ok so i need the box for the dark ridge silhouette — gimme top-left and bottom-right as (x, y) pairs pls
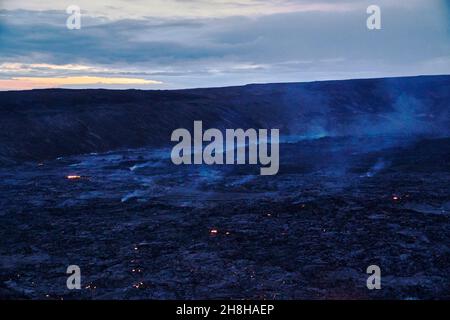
(0, 75), (449, 164)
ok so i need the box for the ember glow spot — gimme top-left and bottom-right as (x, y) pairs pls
(67, 175), (81, 180)
(85, 283), (97, 290)
(133, 282), (145, 289)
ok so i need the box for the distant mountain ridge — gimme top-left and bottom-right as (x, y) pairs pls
(0, 75), (449, 164)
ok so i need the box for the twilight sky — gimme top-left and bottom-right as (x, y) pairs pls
(0, 0), (449, 90)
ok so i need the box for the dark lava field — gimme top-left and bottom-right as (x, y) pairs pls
(0, 136), (449, 299)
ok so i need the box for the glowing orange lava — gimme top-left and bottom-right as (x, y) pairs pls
(67, 175), (81, 180)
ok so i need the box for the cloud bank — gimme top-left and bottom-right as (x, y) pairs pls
(0, 0), (449, 89)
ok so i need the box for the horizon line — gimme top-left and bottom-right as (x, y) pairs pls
(1, 73), (450, 93)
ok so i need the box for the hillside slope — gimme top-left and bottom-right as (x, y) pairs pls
(0, 75), (449, 164)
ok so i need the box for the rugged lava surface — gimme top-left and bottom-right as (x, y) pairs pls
(1, 137), (449, 299)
